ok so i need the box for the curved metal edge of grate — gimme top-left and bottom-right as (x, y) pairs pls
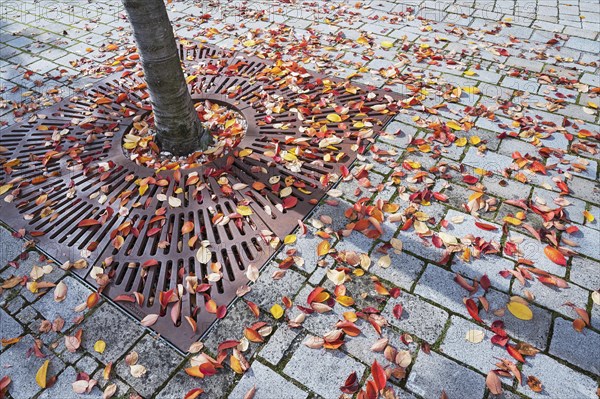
(0, 43), (404, 351)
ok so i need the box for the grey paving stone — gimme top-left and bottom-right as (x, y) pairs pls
(451, 255), (514, 293)
(204, 298), (270, 358)
(229, 360), (309, 399)
(259, 324), (300, 366)
(567, 175), (600, 206)
(481, 290), (553, 350)
(517, 352), (597, 398)
(564, 224), (600, 261)
(0, 335), (66, 399)
(0, 226), (24, 266)
(156, 367), (235, 399)
(461, 147), (515, 175)
(0, 252), (64, 303)
(344, 317), (416, 368)
(333, 230), (375, 257)
(570, 257), (600, 291)
(532, 187), (587, 225)
(505, 230), (566, 277)
(440, 316), (511, 373)
(370, 248), (425, 291)
(75, 354), (100, 374)
(283, 338), (366, 399)
(288, 284), (345, 337)
(278, 231), (321, 274)
(549, 317), (600, 374)
(483, 173), (532, 200)
(442, 209), (503, 243)
(32, 275), (93, 331)
(78, 302), (144, 364)
(383, 294), (449, 343)
(37, 366), (102, 399)
(415, 264), (477, 317)
(0, 308), (23, 349)
(115, 334), (183, 398)
(511, 277), (590, 319)
(323, 271), (383, 311)
(395, 228), (447, 264)
(245, 261), (306, 312)
(406, 350), (486, 399)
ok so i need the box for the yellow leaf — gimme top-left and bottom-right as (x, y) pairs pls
(283, 234), (296, 245)
(270, 304), (284, 319)
(242, 39), (256, 47)
(94, 340), (106, 354)
(36, 360), (50, 388)
(588, 102), (598, 109)
(583, 210), (595, 222)
(469, 136), (481, 145)
(464, 70), (476, 76)
(238, 148), (253, 157)
(447, 121), (463, 131)
(185, 75), (197, 84)
(507, 301), (533, 320)
(236, 206), (253, 216)
(0, 184), (13, 195)
(504, 216), (522, 226)
(462, 86), (481, 95)
(336, 295), (355, 307)
(380, 41), (394, 49)
(455, 137), (467, 147)
(326, 113), (342, 123)
(356, 36), (369, 45)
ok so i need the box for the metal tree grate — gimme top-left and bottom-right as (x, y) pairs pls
(0, 43), (402, 351)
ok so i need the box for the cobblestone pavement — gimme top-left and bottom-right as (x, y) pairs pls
(1, 0), (599, 398)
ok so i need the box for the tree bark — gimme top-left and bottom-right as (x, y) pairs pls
(122, 0), (210, 155)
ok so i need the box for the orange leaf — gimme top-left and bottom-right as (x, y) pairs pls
(543, 245), (566, 266)
(184, 366), (205, 378)
(246, 301), (260, 317)
(573, 318), (586, 332)
(317, 240), (330, 257)
(86, 292), (100, 309)
(244, 328), (263, 343)
(181, 221), (194, 235)
(77, 219), (101, 228)
(507, 344), (525, 363)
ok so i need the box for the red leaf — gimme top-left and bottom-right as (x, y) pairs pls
(217, 340), (240, 352)
(371, 360), (387, 392)
(184, 388), (204, 399)
(216, 305), (227, 319)
(475, 221), (498, 231)
(465, 298), (482, 322)
(283, 196), (298, 209)
(141, 259), (159, 268)
(393, 304), (403, 319)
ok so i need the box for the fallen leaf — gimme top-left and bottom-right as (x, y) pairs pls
(543, 246), (566, 266)
(94, 340), (106, 354)
(466, 329), (485, 343)
(270, 304), (284, 319)
(36, 360), (50, 388)
(486, 371), (502, 395)
(506, 301), (533, 320)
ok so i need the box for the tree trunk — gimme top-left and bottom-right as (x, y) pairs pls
(122, 0), (210, 155)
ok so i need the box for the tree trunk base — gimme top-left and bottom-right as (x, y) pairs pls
(156, 121), (212, 156)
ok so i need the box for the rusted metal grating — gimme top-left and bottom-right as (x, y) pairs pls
(0, 43), (402, 351)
